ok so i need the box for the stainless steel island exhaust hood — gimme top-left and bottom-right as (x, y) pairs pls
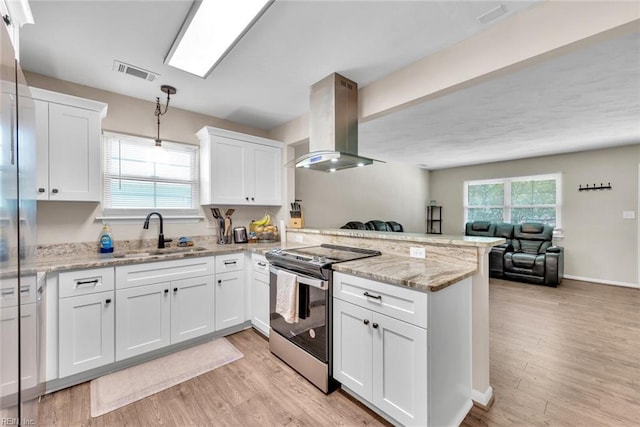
(295, 73), (379, 172)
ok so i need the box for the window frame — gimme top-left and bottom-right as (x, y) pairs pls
(464, 173), (563, 236)
(101, 131), (202, 221)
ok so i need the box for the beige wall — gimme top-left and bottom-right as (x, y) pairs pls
(294, 143), (429, 232)
(429, 145), (640, 286)
(26, 72), (282, 245)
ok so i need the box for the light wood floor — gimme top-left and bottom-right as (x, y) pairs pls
(38, 278), (639, 426)
(463, 278), (640, 427)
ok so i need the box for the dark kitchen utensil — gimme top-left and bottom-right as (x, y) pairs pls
(224, 216), (232, 244)
(225, 208), (235, 217)
(211, 208), (225, 244)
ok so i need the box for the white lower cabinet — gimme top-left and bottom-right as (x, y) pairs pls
(115, 282), (171, 361)
(333, 272), (472, 427)
(171, 276), (215, 344)
(215, 271), (245, 331)
(0, 303), (38, 396)
(115, 257), (215, 361)
(250, 254), (270, 336)
(333, 298), (427, 426)
(58, 268), (115, 378)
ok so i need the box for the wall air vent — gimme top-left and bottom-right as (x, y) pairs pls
(112, 60), (159, 82)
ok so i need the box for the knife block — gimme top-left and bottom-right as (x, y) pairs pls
(289, 212), (304, 229)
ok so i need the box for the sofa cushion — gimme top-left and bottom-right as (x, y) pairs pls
(385, 221), (404, 232)
(471, 221), (492, 231)
(465, 221), (497, 237)
(504, 253), (545, 276)
(495, 223), (514, 239)
(365, 220), (391, 231)
(340, 221), (366, 230)
(521, 222), (544, 234)
(513, 239), (552, 254)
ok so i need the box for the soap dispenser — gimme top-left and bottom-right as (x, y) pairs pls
(99, 224), (114, 254)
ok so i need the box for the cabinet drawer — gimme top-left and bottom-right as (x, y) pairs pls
(116, 257), (214, 289)
(251, 253), (269, 274)
(215, 253), (245, 273)
(0, 275), (37, 307)
(333, 272), (428, 329)
(59, 267), (114, 299)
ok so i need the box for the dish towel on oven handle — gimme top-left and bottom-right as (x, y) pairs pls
(276, 269), (299, 323)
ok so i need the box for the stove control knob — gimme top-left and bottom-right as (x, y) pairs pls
(312, 256), (319, 262)
(318, 256), (326, 263)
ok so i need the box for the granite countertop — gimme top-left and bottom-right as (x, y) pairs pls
(289, 228), (505, 248)
(25, 237), (477, 293)
(333, 254), (476, 292)
(33, 242), (281, 273)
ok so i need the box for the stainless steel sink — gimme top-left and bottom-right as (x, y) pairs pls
(112, 246), (209, 259)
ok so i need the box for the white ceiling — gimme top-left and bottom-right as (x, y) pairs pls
(20, 1), (640, 170)
(360, 31), (640, 169)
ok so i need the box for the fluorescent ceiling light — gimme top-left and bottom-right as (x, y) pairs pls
(166, 0), (272, 78)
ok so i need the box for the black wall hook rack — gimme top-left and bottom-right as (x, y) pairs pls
(578, 183), (612, 191)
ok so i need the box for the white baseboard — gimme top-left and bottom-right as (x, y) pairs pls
(471, 385), (493, 407)
(563, 275), (639, 289)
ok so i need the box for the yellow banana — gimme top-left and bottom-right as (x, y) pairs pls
(252, 214), (271, 227)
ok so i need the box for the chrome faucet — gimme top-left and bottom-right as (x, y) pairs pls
(143, 211), (172, 249)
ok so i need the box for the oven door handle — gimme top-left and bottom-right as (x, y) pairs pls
(269, 266), (328, 290)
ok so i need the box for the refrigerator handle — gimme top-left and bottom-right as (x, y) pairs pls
(10, 94), (15, 165)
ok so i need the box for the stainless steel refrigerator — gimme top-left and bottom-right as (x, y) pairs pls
(0, 18), (41, 426)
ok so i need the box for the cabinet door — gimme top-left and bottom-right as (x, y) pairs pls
(0, 306), (18, 397)
(372, 312), (428, 427)
(48, 103), (100, 201)
(251, 270), (270, 336)
(333, 298), (373, 401)
(210, 136), (247, 204)
(215, 271), (245, 331)
(247, 143), (281, 206)
(171, 275), (215, 344)
(34, 99), (49, 200)
(116, 282), (170, 361)
(59, 291), (114, 377)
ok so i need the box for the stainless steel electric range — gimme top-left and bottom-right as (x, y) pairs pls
(265, 244), (381, 393)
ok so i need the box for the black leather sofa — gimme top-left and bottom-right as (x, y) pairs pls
(340, 220), (404, 232)
(466, 221), (563, 287)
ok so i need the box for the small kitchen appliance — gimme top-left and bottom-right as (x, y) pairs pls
(265, 244), (381, 393)
(233, 226), (248, 243)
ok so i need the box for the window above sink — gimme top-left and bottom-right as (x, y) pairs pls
(100, 132), (204, 223)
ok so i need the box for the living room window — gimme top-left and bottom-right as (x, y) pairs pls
(464, 173), (562, 231)
(102, 132), (200, 218)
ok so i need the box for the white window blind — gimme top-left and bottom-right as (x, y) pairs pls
(103, 132), (199, 216)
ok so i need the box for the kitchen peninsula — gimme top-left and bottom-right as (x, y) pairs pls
(285, 228), (505, 409)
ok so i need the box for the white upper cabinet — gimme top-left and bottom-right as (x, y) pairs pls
(32, 88), (107, 202)
(197, 126), (282, 206)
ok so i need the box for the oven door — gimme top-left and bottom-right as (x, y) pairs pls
(269, 265), (329, 362)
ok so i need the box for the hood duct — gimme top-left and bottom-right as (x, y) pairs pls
(295, 73), (379, 172)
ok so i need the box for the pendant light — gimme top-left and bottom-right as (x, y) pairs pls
(154, 84), (177, 146)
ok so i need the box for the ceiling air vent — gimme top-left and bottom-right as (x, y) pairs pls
(112, 60), (159, 82)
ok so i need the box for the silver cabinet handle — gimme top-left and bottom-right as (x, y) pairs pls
(1, 288), (15, 296)
(52, 188), (59, 194)
(224, 260), (237, 265)
(257, 262), (266, 267)
(38, 188), (45, 193)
